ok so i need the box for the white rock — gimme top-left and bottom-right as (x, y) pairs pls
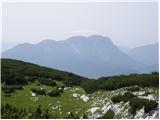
(133, 91), (145, 96)
(88, 107), (102, 119)
(134, 107), (145, 119)
(139, 91), (145, 96)
(133, 92), (139, 96)
(64, 87), (68, 91)
(102, 104), (112, 114)
(55, 106), (58, 109)
(121, 108), (130, 118)
(89, 107), (101, 114)
(139, 94), (156, 101)
(73, 93), (80, 98)
(80, 94), (89, 102)
(31, 92), (36, 97)
(67, 112), (71, 114)
(112, 104), (124, 114)
(152, 110), (159, 119)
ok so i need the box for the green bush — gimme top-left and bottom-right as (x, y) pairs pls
(65, 112), (79, 119)
(126, 86), (140, 92)
(2, 71), (27, 85)
(2, 85), (23, 94)
(31, 88), (46, 95)
(37, 78), (56, 86)
(111, 92), (136, 103)
(32, 105), (50, 119)
(48, 88), (63, 97)
(48, 90), (60, 97)
(99, 110), (115, 119)
(2, 86), (14, 94)
(25, 76), (37, 83)
(129, 97), (158, 114)
(151, 72), (159, 75)
(1, 104), (27, 119)
(1, 104), (53, 119)
(80, 80), (99, 94)
(81, 73), (158, 94)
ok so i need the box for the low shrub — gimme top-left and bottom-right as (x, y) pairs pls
(126, 86), (140, 92)
(1, 103), (27, 119)
(99, 110), (115, 119)
(111, 92), (136, 103)
(25, 76), (37, 83)
(48, 90), (60, 97)
(2, 85), (23, 94)
(37, 78), (56, 86)
(1, 103), (53, 119)
(2, 86), (14, 94)
(31, 88), (46, 95)
(65, 112), (79, 119)
(129, 97), (158, 114)
(48, 87), (63, 97)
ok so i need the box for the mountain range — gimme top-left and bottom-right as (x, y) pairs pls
(2, 35), (158, 78)
(127, 43), (158, 66)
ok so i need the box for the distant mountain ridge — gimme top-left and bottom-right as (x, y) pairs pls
(2, 35), (158, 78)
(127, 43), (158, 65)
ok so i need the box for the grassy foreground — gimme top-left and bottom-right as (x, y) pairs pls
(1, 58), (159, 119)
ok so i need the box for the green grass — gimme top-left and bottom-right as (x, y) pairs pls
(1, 83), (93, 118)
(2, 83), (159, 119)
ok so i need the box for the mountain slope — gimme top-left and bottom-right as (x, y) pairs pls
(127, 43), (158, 71)
(1, 58), (87, 86)
(2, 35), (155, 78)
(118, 46), (131, 53)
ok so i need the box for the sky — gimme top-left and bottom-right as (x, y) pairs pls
(2, 1), (158, 48)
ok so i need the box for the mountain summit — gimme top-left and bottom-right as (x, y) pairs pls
(2, 35), (157, 78)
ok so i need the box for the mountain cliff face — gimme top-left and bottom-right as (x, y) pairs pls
(2, 35), (158, 78)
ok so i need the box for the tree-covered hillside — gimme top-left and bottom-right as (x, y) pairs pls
(1, 58), (87, 86)
(1, 59), (158, 92)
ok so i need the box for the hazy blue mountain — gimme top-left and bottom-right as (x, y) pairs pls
(127, 43), (158, 68)
(1, 42), (18, 52)
(118, 46), (132, 53)
(2, 35), (157, 78)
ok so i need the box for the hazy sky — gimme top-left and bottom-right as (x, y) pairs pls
(2, 1), (158, 48)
